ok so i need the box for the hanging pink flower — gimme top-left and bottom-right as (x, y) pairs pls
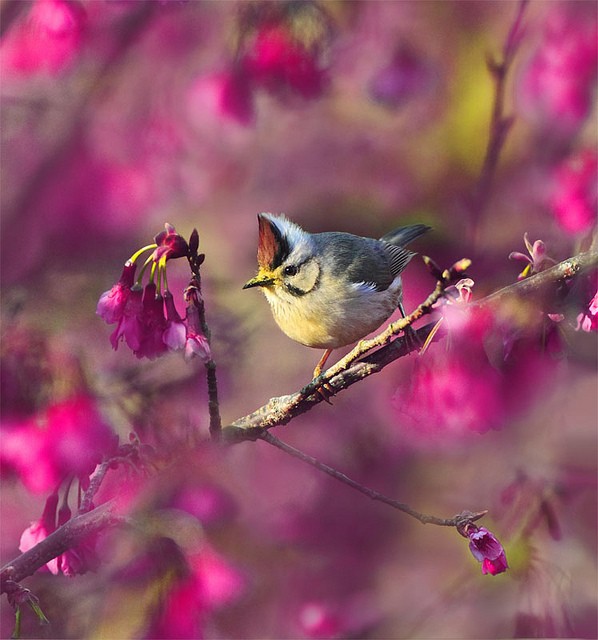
(461, 524), (509, 576)
(109, 286), (144, 353)
(96, 262), (137, 325)
(134, 284), (168, 360)
(183, 305), (211, 363)
(162, 291), (187, 351)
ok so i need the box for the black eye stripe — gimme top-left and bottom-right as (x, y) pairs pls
(285, 283), (308, 297)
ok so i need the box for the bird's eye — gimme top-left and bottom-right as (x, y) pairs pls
(283, 265), (298, 277)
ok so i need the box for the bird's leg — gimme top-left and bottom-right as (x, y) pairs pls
(313, 348), (333, 380)
(398, 301), (421, 352)
(312, 348), (334, 403)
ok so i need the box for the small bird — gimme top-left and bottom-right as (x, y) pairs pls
(244, 213), (430, 377)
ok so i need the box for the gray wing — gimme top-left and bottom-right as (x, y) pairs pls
(318, 232), (412, 292)
(380, 242), (415, 280)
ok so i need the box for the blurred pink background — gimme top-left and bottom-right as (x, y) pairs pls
(1, 1), (596, 638)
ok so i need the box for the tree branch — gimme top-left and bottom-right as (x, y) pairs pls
(223, 249), (596, 443)
(477, 249), (597, 307)
(1, 501), (120, 592)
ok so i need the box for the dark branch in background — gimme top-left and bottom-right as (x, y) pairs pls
(468, 0), (529, 247)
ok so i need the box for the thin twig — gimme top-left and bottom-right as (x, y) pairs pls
(260, 431), (487, 527)
(78, 460), (111, 514)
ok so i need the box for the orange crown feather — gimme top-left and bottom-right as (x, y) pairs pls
(257, 214), (290, 270)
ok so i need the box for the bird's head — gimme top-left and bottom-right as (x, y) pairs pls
(243, 213), (320, 299)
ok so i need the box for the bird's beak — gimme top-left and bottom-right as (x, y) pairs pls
(243, 272), (276, 289)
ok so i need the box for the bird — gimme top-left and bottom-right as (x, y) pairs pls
(243, 213), (430, 378)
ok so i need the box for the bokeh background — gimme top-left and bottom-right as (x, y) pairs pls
(1, 1), (597, 638)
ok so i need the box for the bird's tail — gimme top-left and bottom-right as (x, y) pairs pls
(380, 224), (431, 247)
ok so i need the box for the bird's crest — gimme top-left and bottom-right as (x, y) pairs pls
(257, 213), (291, 270)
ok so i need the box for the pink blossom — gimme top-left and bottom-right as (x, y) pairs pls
(0, 0), (86, 77)
(394, 356), (505, 441)
(135, 284), (168, 360)
(550, 150), (597, 236)
(463, 525), (508, 576)
(444, 278), (475, 306)
(162, 291), (187, 351)
(184, 329), (211, 363)
(518, 7), (597, 134)
(97, 262), (137, 324)
(110, 286), (144, 352)
(152, 224), (189, 264)
(194, 547), (245, 609)
(58, 540), (99, 577)
(144, 542), (244, 639)
(19, 493), (59, 574)
(576, 290), (598, 332)
(172, 484), (237, 527)
(393, 304), (508, 442)
(509, 233), (556, 280)
(43, 396), (116, 479)
(1, 396), (116, 493)
(183, 305), (211, 363)
(454, 278), (474, 304)
(187, 68), (256, 127)
(299, 602), (343, 639)
(244, 24), (327, 100)
(18, 492), (97, 576)
(100, 226), (208, 360)
(109, 283), (169, 359)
